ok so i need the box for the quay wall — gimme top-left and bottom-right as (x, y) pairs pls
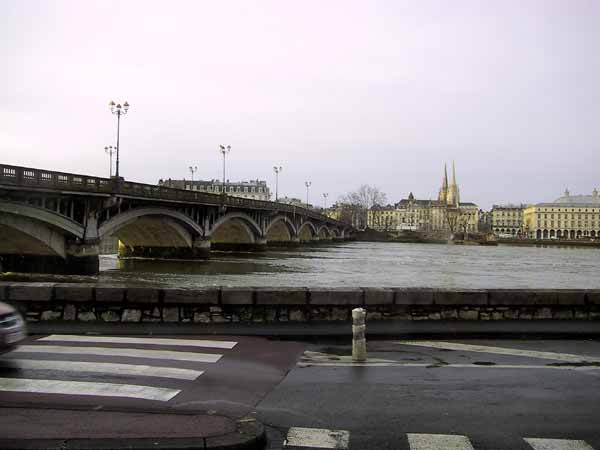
(2, 284), (600, 324)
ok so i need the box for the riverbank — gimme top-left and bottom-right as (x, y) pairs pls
(498, 238), (600, 248)
(3, 284), (599, 328)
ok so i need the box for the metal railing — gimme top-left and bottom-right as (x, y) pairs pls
(0, 164), (348, 227)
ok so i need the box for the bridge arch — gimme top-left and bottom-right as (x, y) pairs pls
(0, 201), (84, 239)
(98, 208), (204, 248)
(317, 225), (332, 239)
(0, 213), (67, 258)
(298, 221), (317, 241)
(265, 216), (297, 242)
(208, 212), (263, 244)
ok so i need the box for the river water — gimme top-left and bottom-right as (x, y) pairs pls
(98, 242), (600, 289)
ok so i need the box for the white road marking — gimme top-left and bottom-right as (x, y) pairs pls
(0, 378), (180, 401)
(5, 359), (203, 380)
(297, 362), (600, 370)
(14, 345), (222, 363)
(40, 335), (237, 349)
(396, 341), (600, 363)
(407, 433), (475, 450)
(284, 427), (350, 449)
(525, 437), (595, 450)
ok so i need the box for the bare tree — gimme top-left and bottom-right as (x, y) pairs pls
(338, 185), (387, 230)
(339, 184), (387, 210)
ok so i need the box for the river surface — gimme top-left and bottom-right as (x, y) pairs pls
(98, 242), (600, 289)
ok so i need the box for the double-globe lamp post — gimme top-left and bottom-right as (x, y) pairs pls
(108, 100), (130, 179)
(189, 166), (198, 186)
(273, 166), (283, 201)
(219, 145), (231, 195)
(104, 145), (116, 177)
(305, 181), (312, 207)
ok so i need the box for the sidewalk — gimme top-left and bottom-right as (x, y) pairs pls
(29, 319), (600, 339)
(0, 407), (265, 450)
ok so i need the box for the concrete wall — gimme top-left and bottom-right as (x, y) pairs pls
(2, 284), (599, 324)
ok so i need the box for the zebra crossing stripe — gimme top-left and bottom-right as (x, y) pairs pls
(407, 433), (475, 450)
(40, 335), (237, 349)
(14, 345), (222, 363)
(284, 427), (350, 449)
(525, 438), (595, 450)
(0, 378), (180, 401)
(4, 359), (204, 380)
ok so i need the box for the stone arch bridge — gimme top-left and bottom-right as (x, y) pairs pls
(0, 164), (353, 275)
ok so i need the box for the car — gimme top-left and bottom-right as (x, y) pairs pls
(0, 302), (27, 354)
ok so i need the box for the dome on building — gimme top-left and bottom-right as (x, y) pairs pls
(553, 189), (600, 205)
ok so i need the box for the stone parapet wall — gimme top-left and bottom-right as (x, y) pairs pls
(1, 283), (600, 324)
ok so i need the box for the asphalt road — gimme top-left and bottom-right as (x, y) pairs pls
(2, 335), (600, 449)
(257, 339), (600, 450)
(0, 334), (303, 417)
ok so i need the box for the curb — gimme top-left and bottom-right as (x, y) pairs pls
(0, 416), (265, 450)
(28, 319), (600, 338)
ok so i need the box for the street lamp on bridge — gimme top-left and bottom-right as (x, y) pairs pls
(219, 145), (231, 195)
(104, 146), (116, 177)
(189, 166), (198, 188)
(273, 166), (283, 201)
(108, 100), (130, 179)
(323, 192), (329, 209)
(305, 181), (312, 207)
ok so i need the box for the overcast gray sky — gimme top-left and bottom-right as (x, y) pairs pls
(2, 0), (599, 209)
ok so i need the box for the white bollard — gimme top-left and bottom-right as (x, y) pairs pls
(352, 308), (367, 362)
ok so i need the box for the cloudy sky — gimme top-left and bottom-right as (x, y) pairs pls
(1, 0), (598, 209)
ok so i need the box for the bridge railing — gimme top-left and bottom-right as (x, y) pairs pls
(1, 164), (113, 193)
(0, 164), (349, 227)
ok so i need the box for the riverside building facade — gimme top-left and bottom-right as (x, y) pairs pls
(367, 163), (479, 233)
(491, 204), (526, 237)
(158, 178), (271, 201)
(523, 189), (600, 240)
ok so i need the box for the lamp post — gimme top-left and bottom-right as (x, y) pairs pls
(108, 100), (130, 179)
(219, 145), (231, 195)
(305, 181), (312, 207)
(189, 166), (198, 189)
(273, 166), (283, 201)
(104, 145), (116, 177)
(323, 192), (329, 209)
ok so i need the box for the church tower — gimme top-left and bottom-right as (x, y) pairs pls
(446, 161), (460, 207)
(438, 164), (449, 203)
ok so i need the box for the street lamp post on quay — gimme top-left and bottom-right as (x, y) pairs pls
(189, 166), (198, 188)
(273, 166), (283, 201)
(108, 100), (130, 179)
(219, 145), (231, 195)
(305, 181), (312, 207)
(104, 146), (116, 177)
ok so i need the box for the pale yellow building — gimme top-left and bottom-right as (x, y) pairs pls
(491, 204), (526, 237)
(367, 205), (398, 231)
(523, 189), (600, 240)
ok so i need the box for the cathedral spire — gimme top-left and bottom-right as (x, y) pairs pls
(443, 163), (448, 189)
(452, 160), (456, 186)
